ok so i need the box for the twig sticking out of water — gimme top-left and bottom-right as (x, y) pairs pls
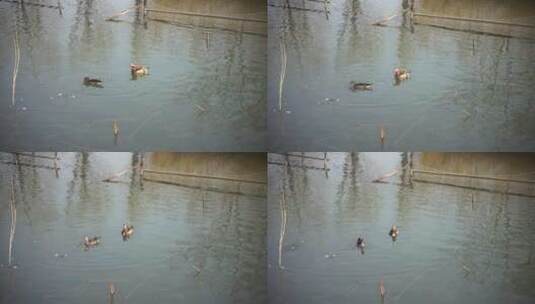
(12, 30), (21, 107)
(108, 282), (117, 304)
(113, 120), (119, 137)
(8, 177), (17, 266)
(379, 278), (385, 301)
(278, 39), (287, 112)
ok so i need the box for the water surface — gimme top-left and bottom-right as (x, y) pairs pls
(0, 152), (266, 303)
(268, 152), (535, 303)
(267, 0), (535, 151)
(0, 0), (266, 151)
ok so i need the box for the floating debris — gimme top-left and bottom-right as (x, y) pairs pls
(106, 5), (140, 21)
(372, 169), (398, 183)
(322, 97), (340, 104)
(324, 252), (336, 259)
(194, 104), (207, 113)
(372, 14), (398, 26)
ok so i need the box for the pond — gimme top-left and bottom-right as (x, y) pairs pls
(0, 0), (266, 151)
(268, 152), (535, 304)
(267, 0), (535, 151)
(0, 152), (266, 303)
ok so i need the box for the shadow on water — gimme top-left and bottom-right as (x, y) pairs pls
(268, 152), (535, 304)
(0, 152), (266, 304)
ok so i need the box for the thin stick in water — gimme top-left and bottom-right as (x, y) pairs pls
(278, 178), (287, 269)
(278, 39), (287, 112)
(8, 177), (17, 266)
(106, 5), (140, 21)
(373, 14), (398, 26)
(12, 30), (20, 107)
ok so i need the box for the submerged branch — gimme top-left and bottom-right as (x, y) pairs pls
(12, 30), (20, 107)
(106, 5), (140, 21)
(278, 173), (287, 269)
(372, 14), (398, 26)
(8, 176), (17, 266)
(278, 39), (287, 112)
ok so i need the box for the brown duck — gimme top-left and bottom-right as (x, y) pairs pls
(83, 77), (103, 88)
(121, 224), (134, 239)
(130, 64), (149, 77)
(84, 236), (100, 247)
(350, 81), (373, 91)
(389, 225), (399, 239)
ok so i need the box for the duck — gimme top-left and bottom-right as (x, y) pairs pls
(130, 64), (149, 77)
(389, 225), (399, 238)
(356, 237), (366, 248)
(83, 77), (103, 88)
(121, 224), (134, 239)
(84, 236), (100, 247)
(350, 81), (373, 91)
(393, 68), (410, 81)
